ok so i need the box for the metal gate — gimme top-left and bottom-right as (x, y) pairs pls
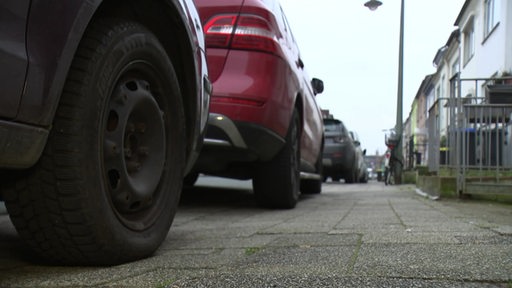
(428, 74), (512, 196)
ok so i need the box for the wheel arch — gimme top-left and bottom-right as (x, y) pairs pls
(86, 0), (204, 163)
(293, 92), (305, 136)
(21, 0), (203, 167)
(18, 0), (103, 126)
(101, 0), (205, 166)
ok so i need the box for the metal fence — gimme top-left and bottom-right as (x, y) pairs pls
(427, 74), (512, 195)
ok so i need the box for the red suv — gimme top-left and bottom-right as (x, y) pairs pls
(191, 0), (325, 208)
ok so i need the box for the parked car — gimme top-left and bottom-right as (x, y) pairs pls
(350, 131), (368, 183)
(322, 118), (358, 183)
(189, 0), (325, 209)
(359, 161), (369, 183)
(0, 0), (210, 265)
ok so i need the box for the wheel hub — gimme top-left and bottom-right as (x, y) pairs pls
(104, 79), (166, 214)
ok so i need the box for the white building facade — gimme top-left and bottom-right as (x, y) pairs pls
(418, 0), (512, 196)
(456, 0), (512, 94)
(416, 0), (512, 173)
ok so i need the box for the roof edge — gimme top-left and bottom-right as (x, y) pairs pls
(454, 0), (472, 25)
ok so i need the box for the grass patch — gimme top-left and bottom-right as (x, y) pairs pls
(415, 166), (430, 176)
(439, 177), (458, 198)
(244, 247), (261, 256)
(403, 171), (417, 184)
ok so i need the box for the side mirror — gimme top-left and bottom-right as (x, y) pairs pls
(311, 78), (324, 95)
(363, 149), (367, 156)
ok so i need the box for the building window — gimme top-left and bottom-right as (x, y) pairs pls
(484, 0), (499, 38)
(463, 20), (475, 65)
(441, 75), (445, 99)
(451, 58), (459, 77)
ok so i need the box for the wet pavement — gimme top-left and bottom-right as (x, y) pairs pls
(0, 177), (511, 287)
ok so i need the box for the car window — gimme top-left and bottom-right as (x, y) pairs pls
(350, 131), (360, 142)
(323, 119), (340, 131)
(339, 123), (350, 136)
(323, 119), (351, 137)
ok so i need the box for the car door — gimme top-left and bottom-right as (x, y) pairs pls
(0, 1), (30, 119)
(278, 6), (322, 168)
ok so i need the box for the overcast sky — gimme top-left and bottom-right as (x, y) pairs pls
(279, 0), (465, 155)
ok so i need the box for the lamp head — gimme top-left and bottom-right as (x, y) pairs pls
(364, 0), (383, 11)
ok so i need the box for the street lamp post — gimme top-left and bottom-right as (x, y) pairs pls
(365, 0), (404, 184)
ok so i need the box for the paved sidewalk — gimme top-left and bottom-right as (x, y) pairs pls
(0, 180), (511, 287)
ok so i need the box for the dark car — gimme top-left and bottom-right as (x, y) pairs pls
(0, 0), (210, 265)
(188, 0), (325, 209)
(350, 131), (368, 183)
(322, 118), (359, 183)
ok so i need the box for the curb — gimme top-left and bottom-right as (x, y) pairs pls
(415, 188), (440, 200)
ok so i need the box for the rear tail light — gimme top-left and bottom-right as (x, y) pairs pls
(203, 15), (238, 47)
(333, 152), (343, 158)
(204, 14), (280, 55)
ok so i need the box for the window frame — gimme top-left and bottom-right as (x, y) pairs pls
(484, 0), (499, 39)
(462, 18), (475, 66)
(451, 58), (459, 78)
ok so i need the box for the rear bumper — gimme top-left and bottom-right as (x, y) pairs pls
(192, 113), (285, 175)
(322, 144), (355, 175)
(207, 49), (296, 139)
(322, 157), (352, 173)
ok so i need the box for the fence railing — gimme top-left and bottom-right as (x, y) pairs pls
(426, 74), (512, 195)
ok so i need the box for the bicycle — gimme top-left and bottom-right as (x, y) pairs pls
(383, 129), (401, 186)
(384, 150), (393, 185)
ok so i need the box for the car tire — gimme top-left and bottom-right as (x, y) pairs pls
(346, 159), (359, 184)
(360, 173), (367, 183)
(353, 170), (360, 183)
(3, 19), (185, 265)
(360, 173), (368, 183)
(253, 109), (300, 209)
(354, 168), (361, 184)
(301, 144), (323, 194)
(183, 172), (200, 187)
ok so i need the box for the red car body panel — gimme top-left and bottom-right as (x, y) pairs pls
(192, 0), (323, 178)
(209, 49), (294, 137)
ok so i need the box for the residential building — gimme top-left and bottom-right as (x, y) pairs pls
(427, 30), (460, 169)
(415, 0), (512, 195)
(411, 0), (511, 172)
(412, 75), (433, 167)
(403, 114), (412, 168)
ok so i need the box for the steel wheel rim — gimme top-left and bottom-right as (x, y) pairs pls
(103, 64), (168, 230)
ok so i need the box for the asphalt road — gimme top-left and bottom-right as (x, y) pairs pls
(1, 177), (511, 287)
